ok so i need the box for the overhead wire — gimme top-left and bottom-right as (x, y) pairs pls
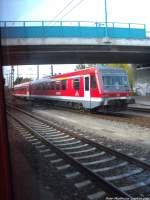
(59, 0), (85, 20)
(51, 0), (76, 21)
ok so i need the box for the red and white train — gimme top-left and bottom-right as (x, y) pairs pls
(13, 66), (134, 112)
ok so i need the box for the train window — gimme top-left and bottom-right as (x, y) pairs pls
(85, 77), (89, 91)
(47, 83), (50, 90)
(32, 84), (37, 90)
(42, 82), (46, 90)
(44, 82), (49, 90)
(34, 84), (38, 90)
(91, 76), (97, 88)
(36, 84), (39, 90)
(46, 82), (50, 90)
(42, 83), (44, 89)
(38, 84), (41, 90)
(73, 78), (80, 90)
(38, 83), (43, 90)
(56, 82), (60, 90)
(36, 84), (38, 90)
(102, 75), (128, 86)
(31, 84), (34, 90)
(50, 81), (55, 90)
(62, 80), (66, 90)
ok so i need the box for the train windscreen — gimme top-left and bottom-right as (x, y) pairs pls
(101, 74), (130, 92)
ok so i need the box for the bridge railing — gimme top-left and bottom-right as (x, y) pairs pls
(0, 20), (146, 28)
(147, 31), (150, 38)
(0, 21), (147, 39)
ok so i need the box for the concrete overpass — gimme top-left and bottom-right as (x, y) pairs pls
(1, 21), (150, 65)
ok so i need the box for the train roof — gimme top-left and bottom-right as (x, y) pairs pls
(51, 65), (127, 78)
(14, 65), (127, 87)
(96, 65), (127, 74)
(14, 82), (30, 88)
(51, 67), (96, 78)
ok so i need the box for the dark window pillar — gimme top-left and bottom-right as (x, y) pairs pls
(0, 62), (13, 200)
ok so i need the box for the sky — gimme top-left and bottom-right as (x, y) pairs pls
(1, 0), (150, 26)
(4, 64), (77, 86)
(1, 0), (150, 82)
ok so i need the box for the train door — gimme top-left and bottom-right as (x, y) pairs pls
(84, 75), (91, 109)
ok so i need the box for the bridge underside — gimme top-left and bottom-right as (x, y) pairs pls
(2, 44), (150, 65)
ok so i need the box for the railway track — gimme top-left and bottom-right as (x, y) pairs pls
(12, 98), (150, 126)
(7, 106), (150, 199)
(33, 102), (150, 128)
(128, 106), (150, 113)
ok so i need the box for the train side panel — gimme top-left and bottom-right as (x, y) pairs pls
(13, 67), (134, 111)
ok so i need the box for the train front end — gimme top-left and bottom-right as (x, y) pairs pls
(97, 66), (135, 112)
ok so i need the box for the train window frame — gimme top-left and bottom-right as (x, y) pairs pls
(38, 83), (43, 90)
(62, 80), (66, 90)
(43, 82), (47, 90)
(102, 75), (128, 86)
(85, 77), (89, 91)
(33, 84), (38, 90)
(91, 76), (97, 89)
(33, 84), (37, 90)
(50, 81), (55, 90)
(73, 78), (80, 90)
(47, 82), (51, 90)
(56, 81), (60, 91)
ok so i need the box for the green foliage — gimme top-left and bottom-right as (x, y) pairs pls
(14, 77), (23, 85)
(21, 77), (33, 83)
(104, 64), (133, 88)
(74, 64), (86, 71)
(74, 64), (97, 71)
(14, 77), (32, 85)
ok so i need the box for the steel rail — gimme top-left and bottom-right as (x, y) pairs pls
(8, 111), (131, 198)
(9, 105), (150, 171)
(128, 106), (150, 113)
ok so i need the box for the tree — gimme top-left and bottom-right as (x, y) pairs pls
(74, 64), (97, 71)
(14, 77), (32, 85)
(21, 78), (33, 83)
(14, 77), (23, 85)
(74, 64), (86, 71)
